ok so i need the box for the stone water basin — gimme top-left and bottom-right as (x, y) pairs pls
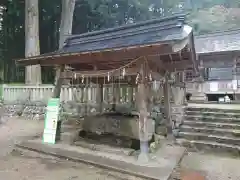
(82, 112), (154, 141)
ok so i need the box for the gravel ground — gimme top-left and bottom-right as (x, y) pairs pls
(180, 152), (240, 180)
(0, 118), (143, 180)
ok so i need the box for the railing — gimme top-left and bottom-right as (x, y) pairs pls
(2, 84), (72, 102)
(3, 81), (240, 103)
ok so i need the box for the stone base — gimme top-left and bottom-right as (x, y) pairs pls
(171, 105), (185, 128)
(138, 152), (149, 163)
(138, 141), (149, 163)
(190, 93), (207, 103)
(17, 139), (186, 180)
(60, 131), (80, 145)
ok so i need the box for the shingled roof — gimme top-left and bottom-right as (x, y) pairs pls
(195, 29), (240, 54)
(58, 14), (190, 55)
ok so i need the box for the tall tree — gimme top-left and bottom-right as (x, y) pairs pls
(53, 0), (76, 98)
(25, 0), (41, 84)
(59, 0), (75, 49)
(0, 0), (25, 83)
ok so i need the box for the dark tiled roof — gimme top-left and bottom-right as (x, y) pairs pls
(195, 29), (240, 54)
(56, 14), (191, 55)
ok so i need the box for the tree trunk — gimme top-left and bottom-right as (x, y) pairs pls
(53, 0), (76, 98)
(25, 0), (41, 84)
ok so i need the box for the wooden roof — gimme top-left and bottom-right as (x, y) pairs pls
(16, 14), (198, 73)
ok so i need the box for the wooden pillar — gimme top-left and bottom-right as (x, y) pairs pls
(105, 86), (109, 104)
(163, 74), (172, 136)
(53, 65), (64, 98)
(129, 86), (134, 105)
(112, 84), (117, 111)
(97, 83), (104, 113)
(137, 63), (150, 162)
(81, 84), (84, 103)
(116, 85), (120, 104)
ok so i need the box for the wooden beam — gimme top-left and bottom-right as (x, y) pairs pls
(61, 67), (139, 78)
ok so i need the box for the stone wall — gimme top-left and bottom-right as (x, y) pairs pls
(2, 101), (46, 120)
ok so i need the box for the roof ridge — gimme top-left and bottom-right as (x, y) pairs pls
(67, 13), (186, 41)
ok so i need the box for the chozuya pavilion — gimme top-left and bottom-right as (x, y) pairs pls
(17, 14), (198, 162)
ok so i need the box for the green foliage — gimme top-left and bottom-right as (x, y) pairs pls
(72, 0), (158, 33)
(188, 1), (240, 34)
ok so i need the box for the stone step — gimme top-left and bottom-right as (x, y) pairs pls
(74, 138), (135, 156)
(178, 132), (240, 146)
(186, 107), (240, 113)
(186, 111), (240, 118)
(180, 125), (240, 138)
(176, 138), (240, 156)
(185, 115), (240, 123)
(183, 120), (240, 129)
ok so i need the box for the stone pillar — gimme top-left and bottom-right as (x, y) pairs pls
(190, 58), (207, 102)
(171, 85), (185, 134)
(190, 82), (207, 102)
